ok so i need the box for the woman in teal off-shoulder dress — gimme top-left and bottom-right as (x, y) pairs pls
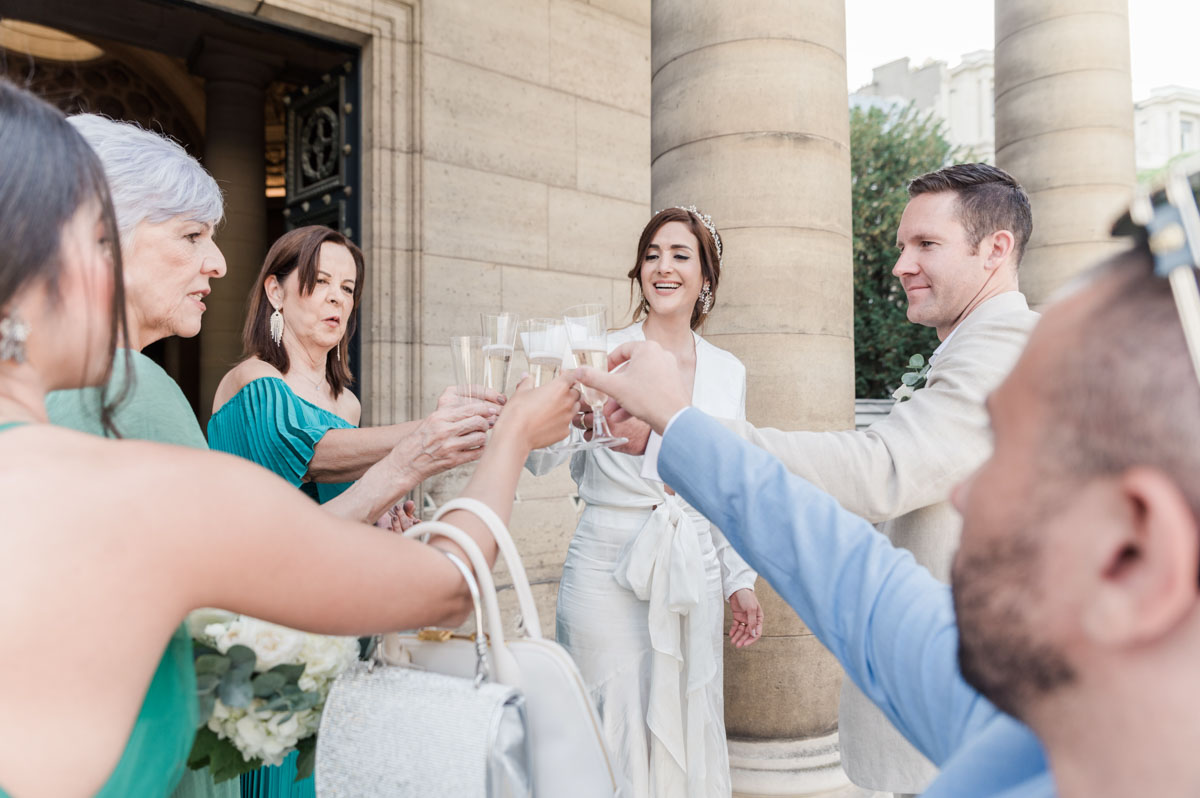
(0, 78), (582, 798)
(208, 226), (506, 797)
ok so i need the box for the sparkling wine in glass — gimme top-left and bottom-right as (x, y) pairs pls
(518, 318), (567, 388)
(562, 303), (627, 449)
(481, 312), (519, 394)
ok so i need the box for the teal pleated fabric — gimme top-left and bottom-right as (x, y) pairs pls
(207, 376), (356, 798)
(206, 377), (354, 504)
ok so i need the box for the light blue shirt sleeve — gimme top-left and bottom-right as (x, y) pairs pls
(657, 408), (999, 766)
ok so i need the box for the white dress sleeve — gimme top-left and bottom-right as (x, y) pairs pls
(710, 362), (758, 598)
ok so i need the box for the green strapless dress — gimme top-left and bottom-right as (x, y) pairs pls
(46, 350), (235, 798)
(1, 421), (196, 797)
(0, 612), (196, 798)
(207, 377), (356, 798)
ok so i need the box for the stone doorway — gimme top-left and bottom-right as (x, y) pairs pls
(0, 2), (359, 420)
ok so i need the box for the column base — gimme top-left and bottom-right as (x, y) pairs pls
(730, 733), (881, 797)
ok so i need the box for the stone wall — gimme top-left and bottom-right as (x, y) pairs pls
(199, 0), (652, 634)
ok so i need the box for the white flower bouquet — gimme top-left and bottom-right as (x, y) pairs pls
(184, 609), (360, 783)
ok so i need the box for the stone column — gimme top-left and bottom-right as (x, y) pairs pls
(651, 1), (855, 794)
(192, 38), (281, 420)
(994, 0), (1136, 307)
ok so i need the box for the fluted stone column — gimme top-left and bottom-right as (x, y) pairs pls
(995, 0), (1136, 307)
(192, 38), (280, 420)
(651, 2), (854, 794)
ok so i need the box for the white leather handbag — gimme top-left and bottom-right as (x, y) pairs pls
(317, 523), (532, 797)
(379, 498), (619, 798)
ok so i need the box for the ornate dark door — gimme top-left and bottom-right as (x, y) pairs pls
(283, 60), (363, 392)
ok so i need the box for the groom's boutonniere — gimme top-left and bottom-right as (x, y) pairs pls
(892, 353), (931, 402)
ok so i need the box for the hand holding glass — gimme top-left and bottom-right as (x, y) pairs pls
(563, 304), (626, 449)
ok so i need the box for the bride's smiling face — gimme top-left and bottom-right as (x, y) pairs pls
(640, 221), (703, 321)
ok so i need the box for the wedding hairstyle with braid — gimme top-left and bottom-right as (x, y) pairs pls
(0, 78), (131, 434)
(628, 206), (723, 331)
(908, 162), (1034, 265)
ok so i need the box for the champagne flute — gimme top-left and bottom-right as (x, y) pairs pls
(517, 318), (567, 387)
(449, 335), (487, 400)
(481, 312), (519, 395)
(519, 318), (577, 453)
(562, 303), (627, 449)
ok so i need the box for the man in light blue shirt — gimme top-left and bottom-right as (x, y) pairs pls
(576, 243), (1200, 798)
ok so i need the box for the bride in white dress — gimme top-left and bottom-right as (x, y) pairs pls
(528, 207), (764, 797)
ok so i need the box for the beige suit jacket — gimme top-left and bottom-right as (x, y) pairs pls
(720, 290), (1039, 793)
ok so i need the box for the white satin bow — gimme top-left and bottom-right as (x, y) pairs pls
(613, 494), (715, 796)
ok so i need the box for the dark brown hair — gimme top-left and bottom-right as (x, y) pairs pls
(908, 162), (1034, 265)
(627, 207), (722, 331)
(0, 78), (131, 435)
(242, 226), (365, 398)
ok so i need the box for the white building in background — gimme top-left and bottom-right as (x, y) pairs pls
(854, 51), (1200, 175)
(1135, 86), (1200, 173)
(852, 50), (996, 162)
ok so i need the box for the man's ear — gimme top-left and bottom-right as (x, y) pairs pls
(1082, 467), (1199, 647)
(983, 230), (1016, 271)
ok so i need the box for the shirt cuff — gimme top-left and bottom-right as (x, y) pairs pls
(639, 406), (690, 483)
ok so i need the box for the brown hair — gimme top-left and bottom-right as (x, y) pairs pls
(242, 226), (365, 398)
(908, 162), (1034, 265)
(627, 207), (722, 331)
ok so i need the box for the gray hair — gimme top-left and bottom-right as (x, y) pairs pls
(67, 114), (224, 242)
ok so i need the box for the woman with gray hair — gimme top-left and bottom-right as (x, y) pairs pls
(42, 116), (501, 796)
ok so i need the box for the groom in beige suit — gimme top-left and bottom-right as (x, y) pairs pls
(721, 163), (1041, 796)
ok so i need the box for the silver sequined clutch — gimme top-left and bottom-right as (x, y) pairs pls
(316, 526), (533, 798)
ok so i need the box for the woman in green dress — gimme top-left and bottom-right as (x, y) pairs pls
(0, 77), (582, 798)
(42, 112), (231, 798)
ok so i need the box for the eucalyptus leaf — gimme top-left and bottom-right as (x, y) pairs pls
(269, 663), (306, 682)
(226, 645), (256, 667)
(195, 655), (230, 677)
(219, 675), (253, 709)
(193, 643), (220, 659)
(196, 673), (221, 693)
(908, 353), (925, 368)
(901, 372), (920, 386)
(252, 672), (287, 697)
(196, 692), (216, 726)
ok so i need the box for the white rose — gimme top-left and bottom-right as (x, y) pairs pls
(298, 635), (358, 688)
(225, 618), (307, 671)
(187, 608), (237, 643)
(892, 384), (915, 402)
(234, 715), (268, 755)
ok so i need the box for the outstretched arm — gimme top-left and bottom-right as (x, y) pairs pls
(577, 341), (997, 763)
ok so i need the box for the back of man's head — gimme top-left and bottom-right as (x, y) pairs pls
(909, 163), (1033, 266)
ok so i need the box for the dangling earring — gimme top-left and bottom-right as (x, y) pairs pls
(0, 314), (30, 363)
(699, 282), (713, 315)
(269, 306), (283, 346)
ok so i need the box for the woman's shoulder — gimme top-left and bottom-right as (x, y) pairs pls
(333, 387), (361, 426)
(211, 359), (285, 416)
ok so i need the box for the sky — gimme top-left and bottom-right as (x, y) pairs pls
(845, 0), (1200, 100)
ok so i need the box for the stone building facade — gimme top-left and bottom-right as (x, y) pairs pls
(0, 0), (1135, 795)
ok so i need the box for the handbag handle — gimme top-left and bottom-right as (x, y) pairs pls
(437, 549), (490, 686)
(402, 520), (521, 686)
(431, 497), (543, 639)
